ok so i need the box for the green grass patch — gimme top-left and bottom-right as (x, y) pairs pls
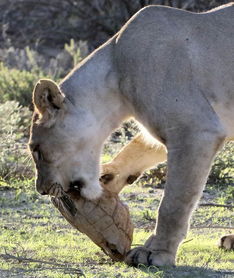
(0, 179), (233, 277)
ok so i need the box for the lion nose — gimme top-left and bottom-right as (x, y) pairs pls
(69, 178), (85, 192)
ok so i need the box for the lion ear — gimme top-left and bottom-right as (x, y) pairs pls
(33, 79), (64, 116)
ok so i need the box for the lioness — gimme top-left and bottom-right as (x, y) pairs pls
(29, 3), (234, 266)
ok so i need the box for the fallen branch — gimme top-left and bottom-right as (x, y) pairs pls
(182, 238), (194, 244)
(191, 226), (234, 230)
(215, 271), (234, 276)
(0, 253), (85, 276)
(199, 203), (234, 209)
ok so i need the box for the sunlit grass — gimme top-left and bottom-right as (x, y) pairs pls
(0, 179), (233, 277)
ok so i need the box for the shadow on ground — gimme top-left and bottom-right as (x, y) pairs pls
(138, 264), (234, 278)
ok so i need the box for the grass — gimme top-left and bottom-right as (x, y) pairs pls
(0, 178), (233, 278)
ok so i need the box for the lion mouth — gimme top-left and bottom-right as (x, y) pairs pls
(45, 179), (85, 199)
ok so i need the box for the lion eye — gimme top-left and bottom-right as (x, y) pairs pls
(34, 150), (43, 161)
(33, 145), (43, 161)
(37, 150), (43, 160)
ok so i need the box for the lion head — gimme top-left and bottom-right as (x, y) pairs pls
(28, 79), (103, 200)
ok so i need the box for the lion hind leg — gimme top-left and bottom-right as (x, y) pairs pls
(100, 132), (167, 193)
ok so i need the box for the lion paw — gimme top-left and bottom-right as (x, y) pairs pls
(100, 163), (119, 183)
(125, 247), (175, 267)
(100, 163), (141, 193)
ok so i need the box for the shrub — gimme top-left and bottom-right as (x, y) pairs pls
(0, 42), (87, 108)
(0, 63), (44, 107)
(208, 142), (234, 187)
(0, 45), (83, 80)
(65, 39), (88, 68)
(0, 101), (33, 180)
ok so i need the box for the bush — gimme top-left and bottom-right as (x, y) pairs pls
(208, 142), (234, 187)
(0, 63), (44, 107)
(0, 42), (87, 108)
(0, 44), (86, 80)
(0, 101), (33, 180)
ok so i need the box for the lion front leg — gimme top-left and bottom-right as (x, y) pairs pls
(100, 133), (167, 193)
(126, 126), (226, 266)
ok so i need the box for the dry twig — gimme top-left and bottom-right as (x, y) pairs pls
(199, 203), (234, 209)
(0, 252), (85, 276)
(191, 226), (234, 230)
